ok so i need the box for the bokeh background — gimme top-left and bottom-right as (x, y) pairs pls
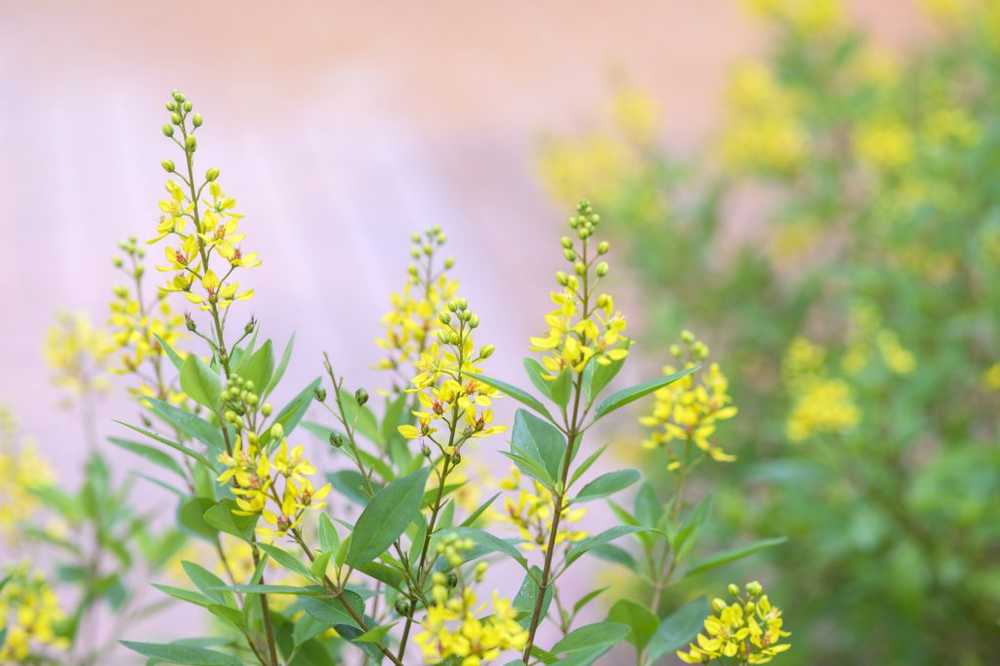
(2, 1), (998, 665)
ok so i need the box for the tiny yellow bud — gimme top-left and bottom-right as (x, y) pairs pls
(161, 159), (175, 173)
(184, 135), (197, 152)
(269, 423), (284, 439)
(192, 113), (203, 127)
(261, 403), (273, 417)
(162, 124), (174, 137)
(205, 167), (220, 181)
(598, 241), (609, 254)
(595, 262), (609, 277)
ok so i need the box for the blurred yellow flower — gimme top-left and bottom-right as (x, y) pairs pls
(0, 565), (68, 662)
(855, 118), (914, 170)
(43, 312), (114, 400)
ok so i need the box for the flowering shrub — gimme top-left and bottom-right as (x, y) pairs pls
(0, 90), (792, 665)
(539, 1), (1000, 664)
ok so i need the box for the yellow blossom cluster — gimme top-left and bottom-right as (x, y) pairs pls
(677, 581), (791, 664)
(491, 466), (587, 552)
(109, 236), (187, 404)
(150, 91), (259, 315)
(43, 312), (115, 400)
(415, 536), (528, 664)
(841, 306), (917, 376)
(398, 298), (504, 447)
(376, 227), (459, 378)
(983, 362), (1000, 391)
(640, 331), (738, 469)
(742, 0), (844, 35)
(529, 201), (629, 378)
(215, 374), (331, 542)
(720, 62), (806, 174)
(0, 408), (54, 538)
(783, 337), (860, 442)
(0, 565), (68, 662)
(855, 118), (915, 171)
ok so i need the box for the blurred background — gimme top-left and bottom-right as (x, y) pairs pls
(2, 1), (998, 664)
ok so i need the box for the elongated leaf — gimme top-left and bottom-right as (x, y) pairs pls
(263, 333), (295, 398)
(180, 355), (222, 410)
(461, 491), (500, 527)
(437, 527), (528, 570)
(468, 372), (554, 422)
(300, 593), (365, 629)
(643, 597), (710, 666)
(327, 470), (378, 505)
(574, 469), (640, 502)
(218, 584), (326, 596)
(261, 378), (321, 446)
(552, 621), (630, 654)
(154, 334), (185, 371)
(589, 543), (637, 569)
(182, 561), (234, 607)
(511, 409), (566, 483)
(178, 497), (218, 541)
(522, 358), (572, 409)
(147, 399), (226, 452)
(318, 513), (340, 552)
(502, 451), (556, 490)
(203, 500), (257, 543)
(593, 366), (698, 420)
(116, 420), (217, 471)
(582, 352), (627, 405)
(608, 599), (658, 650)
(346, 466), (431, 567)
(336, 389), (382, 446)
(108, 437), (185, 478)
(568, 445), (607, 487)
(565, 526), (646, 566)
(152, 583), (213, 607)
(259, 543), (313, 578)
(683, 537), (787, 578)
(237, 339), (274, 391)
(513, 566), (552, 628)
(121, 640), (242, 666)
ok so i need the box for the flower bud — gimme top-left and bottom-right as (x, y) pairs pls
(563, 248), (576, 262)
(162, 124), (174, 137)
(422, 444), (432, 458)
(161, 160), (175, 173)
(261, 402), (273, 417)
(574, 261), (586, 275)
(185, 314), (197, 332)
(479, 344), (495, 359)
(598, 241), (609, 254)
(314, 387), (327, 402)
(205, 167), (220, 181)
(170, 112), (182, 125)
(172, 90), (186, 102)
(329, 431), (345, 448)
(560, 236), (573, 249)
(443, 257), (455, 270)
(394, 598), (411, 615)
(728, 583), (740, 596)
(184, 135), (197, 152)
(354, 388), (369, 406)
(595, 262), (609, 277)
(446, 572), (459, 588)
(192, 113), (203, 127)
(269, 423), (284, 439)
(712, 598), (727, 613)
(166, 101), (178, 111)
(113, 258), (124, 269)
(681, 330), (695, 344)
(182, 100), (193, 112)
(746, 581), (763, 596)
(439, 312), (451, 325)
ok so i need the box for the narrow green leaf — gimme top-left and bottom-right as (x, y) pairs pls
(346, 466), (431, 567)
(309, 551), (333, 580)
(326, 469), (378, 505)
(116, 420), (217, 471)
(568, 445), (608, 487)
(437, 526), (529, 570)
(147, 399), (226, 453)
(121, 640), (242, 665)
(582, 352), (626, 405)
(574, 469), (640, 503)
(217, 584), (325, 596)
(513, 566), (552, 627)
(108, 437), (185, 478)
(644, 597), (710, 666)
(318, 513), (339, 552)
(590, 543), (637, 569)
(237, 339), (274, 391)
(259, 543), (313, 579)
(263, 333), (295, 399)
(180, 355), (222, 410)
(460, 491), (500, 527)
(565, 526), (646, 566)
(261, 377), (321, 446)
(182, 561), (234, 607)
(683, 537), (787, 578)
(594, 365), (698, 420)
(468, 372), (555, 422)
(203, 500), (257, 543)
(608, 599), (658, 650)
(572, 587), (608, 615)
(177, 497), (218, 541)
(511, 409), (566, 483)
(154, 334), (185, 371)
(300, 593), (364, 629)
(551, 621), (630, 654)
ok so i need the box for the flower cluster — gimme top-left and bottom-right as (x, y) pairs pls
(742, 0), (843, 35)
(492, 466), (587, 552)
(215, 375), (330, 542)
(783, 337), (860, 442)
(376, 227), (459, 380)
(677, 581), (791, 664)
(640, 331), (738, 470)
(398, 298), (503, 448)
(529, 201), (629, 379)
(841, 306), (916, 376)
(0, 408), (54, 538)
(109, 236), (187, 403)
(415, 536), (528, 664)
(150, 91), (259, 316)
(43, 312), (114, 400)
(0, 565), (67, 662)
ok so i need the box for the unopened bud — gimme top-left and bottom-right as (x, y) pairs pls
(182, 100), (193, 112)
(422, 444), (431, 458)
(260, 401), (272, 416)
(206, 167), (220, 182)
(595, 262), (609, 277)
(161, 160), (175, 173)
(184, 135), (197, 152)
(746, 581), (763, 596)
(161, 124), (174, 137)
(329, 431), (345, 448)
(394, 598), (411, 615)
(598, 241), (609, 254)
(192, 113), (203, 127)
(479, 344), (495, 359)
(728, 583), (740, 596)
(443, 258), (455, 269)
(314, 387), (327, 402)
(185, 314), (197, 332)
(354, 388), (369, 406)
(269, 423), (284, 439)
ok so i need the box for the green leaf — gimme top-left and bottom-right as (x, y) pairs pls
(354, 622), (396, 644)
(116, 420), (218, 471)
(336, 389), (382, 446)
(237, 339), (274, 390)
(551, 621), (630, 655)
(523, 358), (572, 408)
(683, 537), (787, 578)
(566, 526), (646, 567)
(355, 561), (405, 590)
(152, 583), (214, 607)
(468, 372), (555, 422)
(259, 543), (313, 579)
(593, 365), (698, 420)
(300, 593), (365, 629)
(461, 491), (500, 527)
(589, 543), (637, 569)
(263, 333), (295, 399)
(203, 500), (257, 543)
(502, 451), (556, 490)
(572, 587), (608, 615)
(672, 495), (713, 560)
(608, 599), (658, 650)
(644, 597), (709, 666)
(180, 354), (222, 410)
(261, 378), (321, 447)
(568, 445), (607, 487)
(582, 352), (626, 405)
(309, 551), (333, 580)
(318, 513), (340, 552)
(634, 483), (660, 528)
(108, 437), (186, 478)
(513, 566), (552, 627)
(511, 409), (566, 483)
(120, 640), (242, 665)
(182, 561), (234, 607)
(177, 497), (218, 541)
(219, 584), (325, 596)
(154, 333), (185, 371)
(147, 399), (226, 453)
(346, 466), (431, 567)
(574, 469), (640, 503)
(327, 470), (378, 505)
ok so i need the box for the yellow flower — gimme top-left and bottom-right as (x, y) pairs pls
(0, 564), (68, 662)
(640, 332), (738, 470)
(677, 581), (790, 664)
(855, 118), (914, 170)
(530, 201), (630, 379)
(43, 312), (115, 401)
(490, 466), (587, 552)
(742, 0), (844, 35)
(786, 377), (859, 442)
(983, 362), (1000, 391)
(149, 92), (260, 319)
(0, 408), (55, 539)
